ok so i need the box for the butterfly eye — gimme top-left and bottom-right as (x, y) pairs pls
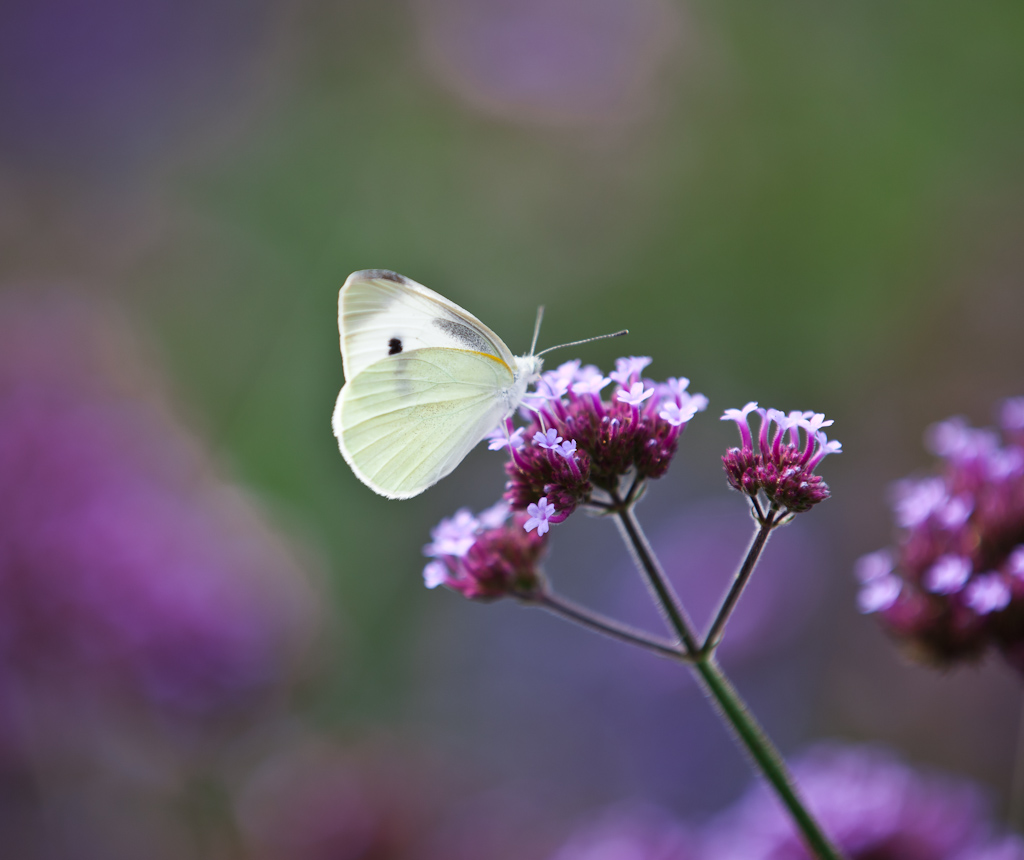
(388, 338), (403, 355)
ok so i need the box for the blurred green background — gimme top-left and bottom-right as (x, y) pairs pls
(2, 0), (1024, 854)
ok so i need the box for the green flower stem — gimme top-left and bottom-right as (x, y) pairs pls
(612, 498), (846, 860)
(701, 506), (777, 651)
(536, 592), (692, 661)
(693, 656), (844, 860)
(611, 493), (702, 656)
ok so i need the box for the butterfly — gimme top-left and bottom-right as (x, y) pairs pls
(332, 270), (546, 499)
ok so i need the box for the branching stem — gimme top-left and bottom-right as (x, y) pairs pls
(702, 504), (778, 651)
(536, 592), (691, 661)
(610, 490), (701, 656)
(602, 493), (845, 860)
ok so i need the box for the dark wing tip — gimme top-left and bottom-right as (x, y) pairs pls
(355, 269), (411, 285)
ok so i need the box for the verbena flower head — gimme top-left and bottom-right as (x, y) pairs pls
(700, 744), (1004, 860)
(721, 404), (841, 513)
(855, 398), (1024, 673)
(422, 501), (547, 601)
(499, 357), (706, 530)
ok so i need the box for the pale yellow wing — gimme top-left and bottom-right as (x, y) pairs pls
(332, 347), (515, 499)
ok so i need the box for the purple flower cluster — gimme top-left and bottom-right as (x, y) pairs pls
(0, 295), (316, 745)
(855, 398), (1024, 672)
(700, 745), (1021, 860)
(422, 501), (547, 601)
(721, 402), (842, 514)
(423, 357), (707, 599)
(548, 745), (1023, 860)
(494, 357), (707, 525)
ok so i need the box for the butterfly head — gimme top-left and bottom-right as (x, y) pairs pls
(515, 354), (544, 385)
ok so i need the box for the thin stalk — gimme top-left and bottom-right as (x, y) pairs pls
(610, 499), (845, 860)
(693, 657), (844, 860)
(702, 508), (776, 651)
(536, 592), (690, 661)
(611, 493), (701, 656)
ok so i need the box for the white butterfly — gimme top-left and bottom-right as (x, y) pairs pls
(332, 270), (545, 499)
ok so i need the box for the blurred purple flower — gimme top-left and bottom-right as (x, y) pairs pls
(855, 400), (1024, 673)
(0, 293), (317, 751)
(415, 0), (681, 126)
(550, 802), (695, 860)
(236, 738), (437, 860)
(959, 837), (1024, 860)
(700, 745), (1002, 860)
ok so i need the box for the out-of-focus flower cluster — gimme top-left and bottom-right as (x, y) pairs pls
(856, 398), (1024, 673)
(0, 296), (317, 739)
(491, 357), (707, 527)
(0, 292), (339, 857)
(422, 501), (547, 601)
(548, 745), (1024, 860)
(721, 402), (841, 514)
(0, 289), (320, 860)
(236, 738), (436, 860)
(0, 286), (557, 860)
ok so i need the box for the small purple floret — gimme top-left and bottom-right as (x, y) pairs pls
(924, 555), (972, 595)
(854, 550), (893, 584)
(525, 497), (557, 536)
(964, 574), (1011, 615)
(1002, 397), (1024, 433)
(423, 508), (479, 558)
(485, 424), (526, 451)
(858, 575), (902, 614)
(534, 428), (564, 449)
(616, 381), (654, 407)
(658, 402), (687, 427)
(609, 355), (652, 386)
(556, 439), (578, 459)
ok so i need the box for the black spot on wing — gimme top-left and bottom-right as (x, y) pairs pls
(388, 337), (403, 355)
(433, 318), (490, 353)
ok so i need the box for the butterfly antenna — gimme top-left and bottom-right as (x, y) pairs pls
(536, 329), (629, 357)
(530, 305), (545, 356)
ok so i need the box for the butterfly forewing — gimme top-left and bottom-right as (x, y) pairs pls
(339, 270), (515, 380)
(333, 347), (515, 499)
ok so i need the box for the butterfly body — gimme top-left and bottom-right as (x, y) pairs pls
(332, 270), (543, 499)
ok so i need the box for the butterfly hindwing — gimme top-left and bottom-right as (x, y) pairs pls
(333, 347), (515, 499)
